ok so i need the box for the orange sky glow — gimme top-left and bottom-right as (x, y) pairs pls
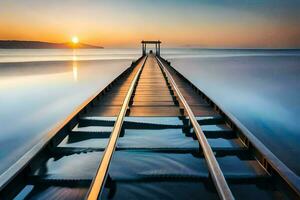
(1, 0), (300, 48)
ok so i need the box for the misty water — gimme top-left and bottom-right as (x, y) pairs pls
(164, 49), (300, 175)
(0, 48), (300, 177)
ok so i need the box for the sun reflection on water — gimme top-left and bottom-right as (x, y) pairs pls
(72, 50), (78, 81)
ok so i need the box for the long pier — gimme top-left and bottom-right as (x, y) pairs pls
(0, 41), (300, 199)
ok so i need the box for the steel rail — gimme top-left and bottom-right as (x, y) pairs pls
(156, 57), (235, 200)
(86, 56), (148, 200)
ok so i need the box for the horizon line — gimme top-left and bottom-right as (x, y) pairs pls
(1, 39), (300, 49)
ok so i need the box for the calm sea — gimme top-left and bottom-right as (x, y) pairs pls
(0, 48), (300, 176)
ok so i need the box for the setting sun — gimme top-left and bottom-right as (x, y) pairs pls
(71, 36), (79, 44)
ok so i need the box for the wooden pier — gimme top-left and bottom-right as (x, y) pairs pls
(0, 41), (300, 200)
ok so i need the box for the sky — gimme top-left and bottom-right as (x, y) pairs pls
(0, 0), (300, 48)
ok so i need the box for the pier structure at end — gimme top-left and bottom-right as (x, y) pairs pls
(141, 40), (161, 56)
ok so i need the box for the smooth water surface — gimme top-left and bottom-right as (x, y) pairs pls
(0, 48), (140, 63)
(0, 48), (300, 177)
(167, 50), (300, 175)
(0, 51), (133, 174)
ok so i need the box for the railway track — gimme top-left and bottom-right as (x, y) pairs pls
(0, 51), (300, 200)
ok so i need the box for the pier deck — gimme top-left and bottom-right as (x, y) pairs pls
(0, 46), (299, 200)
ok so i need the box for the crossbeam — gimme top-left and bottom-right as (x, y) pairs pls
(141, 40), (161, 44)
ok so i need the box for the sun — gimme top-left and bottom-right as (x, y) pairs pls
(71, 36), (79, 44)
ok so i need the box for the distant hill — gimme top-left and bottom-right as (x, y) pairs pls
(0, 40), (103, 49)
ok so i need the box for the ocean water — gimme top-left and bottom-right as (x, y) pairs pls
(0, 49), (135, 174)
(0, 48), (300, 178)
(164, 49), (300, 175)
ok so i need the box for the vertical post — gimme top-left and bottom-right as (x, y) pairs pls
(142, 43), (144, 56)
(159, 43), (161, 56)
(158, 43), (160, 56)
(142, 43), (146, 56)
(155, 43), (158, 56)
